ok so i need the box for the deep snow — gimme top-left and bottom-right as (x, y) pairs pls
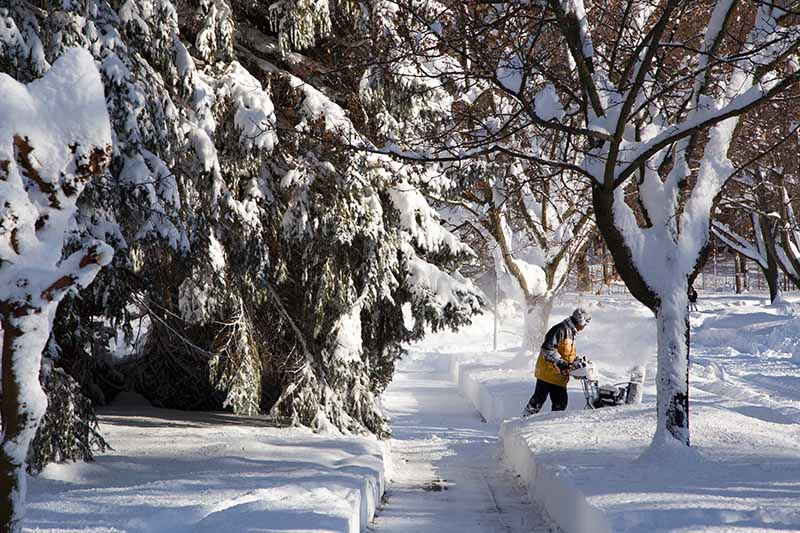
(23, 394), (385, 533)
(21, 336), (560, 533)
(417, 292), (800, 533)
(19, 290), (800, 533)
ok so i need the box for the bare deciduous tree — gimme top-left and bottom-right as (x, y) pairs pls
(379, 0), (800, 446)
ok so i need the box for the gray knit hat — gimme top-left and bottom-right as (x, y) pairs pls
(571, 307), (591, 327)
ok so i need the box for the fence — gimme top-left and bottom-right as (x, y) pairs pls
(568, 251), (798, 296)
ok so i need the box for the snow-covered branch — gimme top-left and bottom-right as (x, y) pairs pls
(0, 48), (112, 533)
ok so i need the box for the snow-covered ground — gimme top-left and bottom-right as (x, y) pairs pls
(412, 292), (800, 533)
(23, 393), (386, 533)
(373, 349), (557, 532)
(20, 290), (800, 533)
(23, 331), (558, 533)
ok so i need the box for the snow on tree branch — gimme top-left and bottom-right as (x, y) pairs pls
(0, 47), (112, 533)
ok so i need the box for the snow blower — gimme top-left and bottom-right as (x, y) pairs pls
(569, 357), (645, 409)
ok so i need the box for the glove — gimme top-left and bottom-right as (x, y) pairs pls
(556, 360), (570, 374)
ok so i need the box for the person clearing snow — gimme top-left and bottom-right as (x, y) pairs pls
(523, 308), (591, 416)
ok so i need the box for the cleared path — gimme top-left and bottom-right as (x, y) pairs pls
(372, 350), (558, 533)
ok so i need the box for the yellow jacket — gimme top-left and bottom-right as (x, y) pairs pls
(534, 318), (578, 387)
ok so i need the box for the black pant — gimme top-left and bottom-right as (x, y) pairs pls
(526, 379), (568, 413)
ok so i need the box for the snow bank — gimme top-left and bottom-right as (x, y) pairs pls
(690, 294), (800, 424)
(501, 414), (612, 533)
(501, 395), (800, 532)
(442, 298), (654, 533)
(24, 403), (387, 533)
(449, 354), (534, 424)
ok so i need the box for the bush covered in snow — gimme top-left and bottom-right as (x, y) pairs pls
(27, 361), (110, 475)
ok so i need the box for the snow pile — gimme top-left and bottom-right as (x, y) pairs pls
(449, 351), (534, 425)
(24, 401), (387, 533)
(693, 304), (800, 359)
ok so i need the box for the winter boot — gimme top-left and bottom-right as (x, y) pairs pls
(522, 403), (540, 418)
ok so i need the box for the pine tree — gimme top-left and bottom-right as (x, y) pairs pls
(0, 0), (483, 465)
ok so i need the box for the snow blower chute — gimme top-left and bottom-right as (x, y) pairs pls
(569, 357), (645, 409)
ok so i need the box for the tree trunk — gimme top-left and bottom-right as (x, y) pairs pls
(653, 291), (690, 446)
(592, 186), (687, 446)
(511, 295), (554, 368)
(775, 177), (800, 291)
(0, 450), (22, 533)
(734, 253), (743, 294)
(757, 215), (782, 304)
(575, 251), (591, 292)
(601, 240), (612, 286)
(764, 265), (781, 304)
(750, 177), (786, 303)
(742, 255), (749, 291)
(0, 313), (49, 533)
(485, 206), (559, 363)
(592, 187), (659, 309)
(522, 295), (554, 355)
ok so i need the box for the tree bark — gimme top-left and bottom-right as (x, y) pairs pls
(592, 186), (659, 310)
(763, 260), (781, 304)
(742, 255), (749, 291)
(654, 292), (690, 446)
(0, 312), (49, 533)
(755, 215), (783, 304)
(592, 185), (692, 446)
(508, 294), (555, 369)
(734, 253), (744, 294)
(601, 240), (612, 287)
(485, 208), (532, 298)
(485, 206), (560, 361)
(0, 450), (22, 533)
(575, 249), (592, 292)
(520, 295), (554, 358)
(776, 176), (800, 290)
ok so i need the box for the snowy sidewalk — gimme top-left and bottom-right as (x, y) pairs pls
(373, 350), (557, 532)
(24, 395), (386, 533)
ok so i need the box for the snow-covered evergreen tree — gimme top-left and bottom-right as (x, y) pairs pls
(0, 0), (482, 454)
(359, 2), (594, 358)
(27, 357), (110, 475)
(0, 48), (112, 533)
